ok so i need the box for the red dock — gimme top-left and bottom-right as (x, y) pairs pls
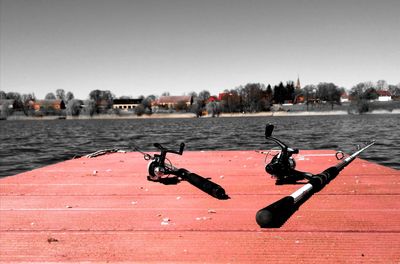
(1, 150), (399, 263)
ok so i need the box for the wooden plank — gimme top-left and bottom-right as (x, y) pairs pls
(1, 209), (399, 232)
(1, 231), (399, 263)
(1, 194), (399, 211)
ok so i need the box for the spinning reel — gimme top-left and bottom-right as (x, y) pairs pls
(146, 142), (185, 182)
(140, 142), (228, 199)
(263, 124), (314, 184)
(263, 124), (346, 184)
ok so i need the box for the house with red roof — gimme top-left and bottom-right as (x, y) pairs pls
(340, 92), (349, 103)
(377, 90), (392, 101)
(29, 100), (66, 112)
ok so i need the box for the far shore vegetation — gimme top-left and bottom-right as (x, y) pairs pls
(1, 79), (399, 120)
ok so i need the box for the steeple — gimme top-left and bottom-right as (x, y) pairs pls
(295, 75), (301, 90)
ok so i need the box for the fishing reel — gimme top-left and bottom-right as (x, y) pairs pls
(138, 142), (228, 199)
(146, 142), (185, 182)
(263, 124), (313, 184)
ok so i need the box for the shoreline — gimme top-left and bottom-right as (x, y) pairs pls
(2, 109), (400, 121)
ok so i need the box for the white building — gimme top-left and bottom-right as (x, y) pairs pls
(377, 90), (392, 102)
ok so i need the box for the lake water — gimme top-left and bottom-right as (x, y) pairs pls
(0, 114), (399, 177)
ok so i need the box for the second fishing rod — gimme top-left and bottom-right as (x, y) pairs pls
(256, 123), (375, 227)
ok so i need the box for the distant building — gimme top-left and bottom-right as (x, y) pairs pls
(207, 96), (219, 103)
(340, 92), (349, 103)
(218, 93), (230, 101)
(29, 100), (66, 111)
(153, 96), (193, 110)
(377, 90), (392, 101)
(112, 98), (143, 111)
(294, 94), (305, 104)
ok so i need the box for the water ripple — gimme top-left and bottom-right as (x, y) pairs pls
(0, 115), (399, 177)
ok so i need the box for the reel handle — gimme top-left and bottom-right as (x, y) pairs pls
(264, 127), (295, 158)
(148, 143), (185, 178)
(154, 142), (185, 156)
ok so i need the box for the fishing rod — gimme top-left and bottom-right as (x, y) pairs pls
(138, 142), (229, 200)
(256, 124), (375, 228)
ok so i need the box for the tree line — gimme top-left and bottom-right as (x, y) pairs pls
(1, 79), (399, 117)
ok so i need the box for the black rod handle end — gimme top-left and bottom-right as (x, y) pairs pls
(256, 196), (296, 228)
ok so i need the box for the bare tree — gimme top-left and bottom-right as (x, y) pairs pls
(0, 91), (6, 99)
(134, 104), (145, 116)
(221, 89), (241, 113)
(0, 101), (11, 118)
(82, 100), (96, 116)
(316, 82), (341, 109)
(376, 80), (388, 91)
(389, 84), (400, 97)
(349, 82), (375, 114)
(45, 93), (56, 100)
(188, 91), (198, 98)
(89, 90), (114, 113)
(350, 82), (374, 99)
(206, 101), (222, 117)
(20, 93), (36, 116)
(6, 92), (21, 101)
(66, 99), (83, 116)
(198, 90), (211, 102)
(241, 83), (266, 112)
(56, 89), (66, 101)
(191, 101), (203, 117)
(137, 95), (154, 115)
(66, 92), (74, 102)
(21, 93), (35, 103)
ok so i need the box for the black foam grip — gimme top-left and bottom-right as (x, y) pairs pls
(256, 196), (295, 228)
(177, 169), (227, 199)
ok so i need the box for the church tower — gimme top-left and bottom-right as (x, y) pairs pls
(295, 75), (301, 90)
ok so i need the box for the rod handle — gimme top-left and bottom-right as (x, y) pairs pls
(177, 169), (228, 199)
(256, 196), (295, 228)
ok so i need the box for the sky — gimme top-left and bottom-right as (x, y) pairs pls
(1, 0), (399, 100)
